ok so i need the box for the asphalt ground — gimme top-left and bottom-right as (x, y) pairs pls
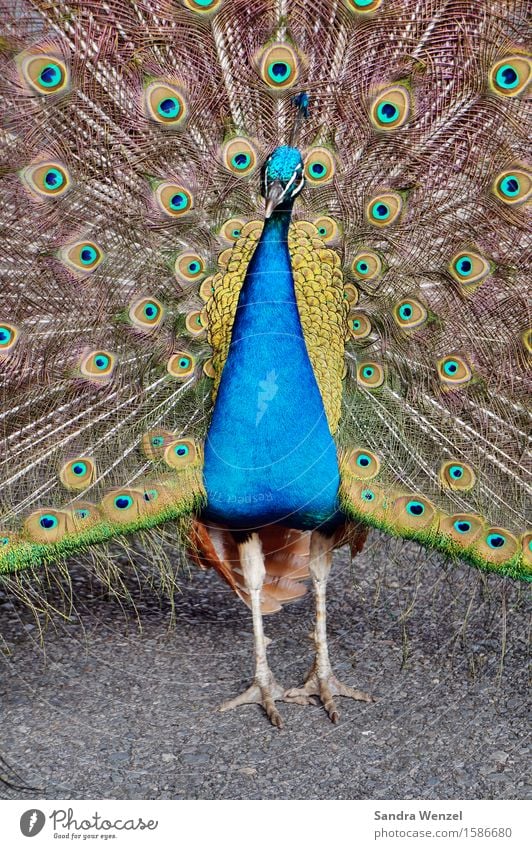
(0, 532), (529, 800)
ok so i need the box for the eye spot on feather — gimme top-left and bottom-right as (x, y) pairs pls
(144, 81), (187, 126)
(474, 527), (518, 564)
(492, 168), (531, 205)
(101, 489), (149, 523)
(393, 298), (427, 330)
(347, 448), (381, 480)
(80, 350), (116, 380)
(437, 355), (471, 386)
(203, 358), (216, 378)
(164, 438), (197, 469)
(351, 251), (382, 281)
(19, 53), (69, 94)
(141, 429), (175, 460)
(343, 284), (359, 306)
(129, 297), (164, 331)
(370, 85), (411, 130)
(185, 310), (207, 336)
(522, 533), (532, 566)
(220, 218), (246, 243)
(22, 162), (71, 198)
(366, 192), (402, 227)
(184, 0), (222, 13)
(439, 460), (476, 491)
(313, 216), (339, 242)
(346, 480), (385, 515)
(0, 323), (19, 354)
(489, 56), (531, 97)
(304, 148), (335, 185)
(439, 514), (484, 546)
(24, 509), (67, 543)
(357, 361), (384, 388)
(60, 240), (104, 274)
(223, 138), (257, 175)
(156, 183), (193, 217)
(167, 351), (196, 379)
(60, 457), (97, 491)
(392, 494), (436, 530)
(347, 0), (383, 12)
(259, 44), (299, 89)
(175, 251), (205, 283)
(199, 276), (215, 301)
(449, 250), (491, 289)
(348, 313), (372, 339)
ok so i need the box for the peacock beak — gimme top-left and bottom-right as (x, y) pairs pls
(264, 180), (286, 218)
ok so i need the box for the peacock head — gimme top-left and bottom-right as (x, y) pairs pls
(261, 145), (305, 218)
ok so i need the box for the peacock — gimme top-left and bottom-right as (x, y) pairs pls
(0, 0), (530, 729)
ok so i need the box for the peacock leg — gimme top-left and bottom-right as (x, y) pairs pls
(285, 530), (373, 722)
(218, 532), (285, 728)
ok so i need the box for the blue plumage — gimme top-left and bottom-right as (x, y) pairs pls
(202, 185), (342, 531)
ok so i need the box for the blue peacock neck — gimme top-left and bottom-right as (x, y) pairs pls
(235, 203), (295, 313)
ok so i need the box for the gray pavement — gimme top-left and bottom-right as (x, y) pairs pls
(0, 533), (529, 800)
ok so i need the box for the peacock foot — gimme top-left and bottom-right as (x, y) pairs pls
(218, 677), (286, 728)
(284, 669), (374, 723)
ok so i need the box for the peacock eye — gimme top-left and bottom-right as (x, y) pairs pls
(489, 55), (531, 97)
(343, 284), (359, 306)
(19, 53), (69, 94)
(370, 85), (411, 130)
(454, 520), (471, 534)
(0, 323), (19, 353)
(40, 513), (59, 529)
(357, 361), (384, 388)
(175, 251), (205, 282)
(259, 44), (299, 89)
(449, 250), (492, 290)
(304, 148), (335, 185)
(348, 0), (383, 11)
(439, 460), (476, 490)
(80, 349), (116, 380)
(60, 457), (96, 490)
(366, 192), (403, 226)
(393, 298), (427, 330)
(392, 494), (436, 530)
(114, 494), (133, 510)
(199, 275), (215, 301)
(351, 250), (382, 281)
(129, 297), (164, 330)
(487, 533), (504, 548)
(184, 0), (222, 12)
(60, 240), (104, 274)
(223, 138), (257, 175)
(313, 216), (339, 242)
(492, 169), (531, 205)
(144, 81), (188, 126)
(348, 313), (372, 340)
(164, 438), (197, 469)
(185, 309), (207, 336)
(156, 183), (193, 217)
(220, 217), (246, 243)
(22, 162), (71, 198)
(437, 355), (471, 386)
(152, 436), (164, 446)
(167, 351), (196, 379)
(406, 500), (424, 516)
(347, 448), (381, 479)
